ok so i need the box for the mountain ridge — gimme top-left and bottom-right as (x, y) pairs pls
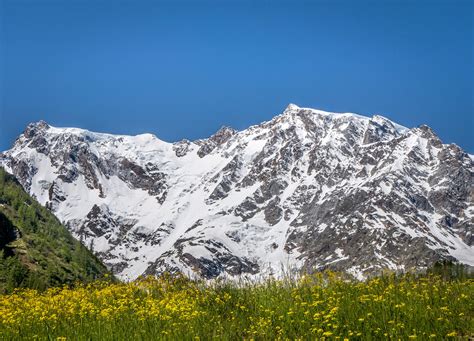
(11, 103), (409, 146)
(1, 104), (472, 280)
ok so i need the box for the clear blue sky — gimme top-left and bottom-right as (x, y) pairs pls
(1, 0), (473, 152)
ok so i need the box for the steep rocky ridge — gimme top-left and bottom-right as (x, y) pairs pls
(1, 104), (472, 280)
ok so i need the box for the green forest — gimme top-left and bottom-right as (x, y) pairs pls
(0, 168), (109, 293)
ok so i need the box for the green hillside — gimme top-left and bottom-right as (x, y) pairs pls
(0, 168), (110, 293)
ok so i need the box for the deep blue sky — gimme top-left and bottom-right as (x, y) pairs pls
(1, 0), (473, 152)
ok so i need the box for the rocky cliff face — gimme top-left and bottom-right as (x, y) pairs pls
(1, 104), (472, 280)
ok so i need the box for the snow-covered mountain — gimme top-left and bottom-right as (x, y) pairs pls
(1, 104), (473, 280)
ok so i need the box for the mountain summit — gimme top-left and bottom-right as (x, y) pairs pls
(1, 105), (472, 280)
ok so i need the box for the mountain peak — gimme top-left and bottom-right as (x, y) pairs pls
(196, 125), (237, 157)
(283, 103), (301, 113)
(208, 126), (236, 143)
(2, 105), (472, 281)
(215, 125), (236, 135)
(32, 120), (50, 128)
(23, 120), (50, 139)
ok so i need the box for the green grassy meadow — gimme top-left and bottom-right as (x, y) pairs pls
(0, 271), (472, 340)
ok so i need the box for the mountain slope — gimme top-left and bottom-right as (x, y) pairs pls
(0, 168), (109, 292)
(1, 104), (472, 280)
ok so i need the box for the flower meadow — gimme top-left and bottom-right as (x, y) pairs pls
(0, 272), (472, 340)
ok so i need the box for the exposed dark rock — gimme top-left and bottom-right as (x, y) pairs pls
(197, 126), (236, 157)
(173, 139), (192, 157)
(1, 104), (472, 280)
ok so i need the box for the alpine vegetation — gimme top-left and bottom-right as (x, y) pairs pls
(0, 272), (472, 340)
(0, 168), (109, 293)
